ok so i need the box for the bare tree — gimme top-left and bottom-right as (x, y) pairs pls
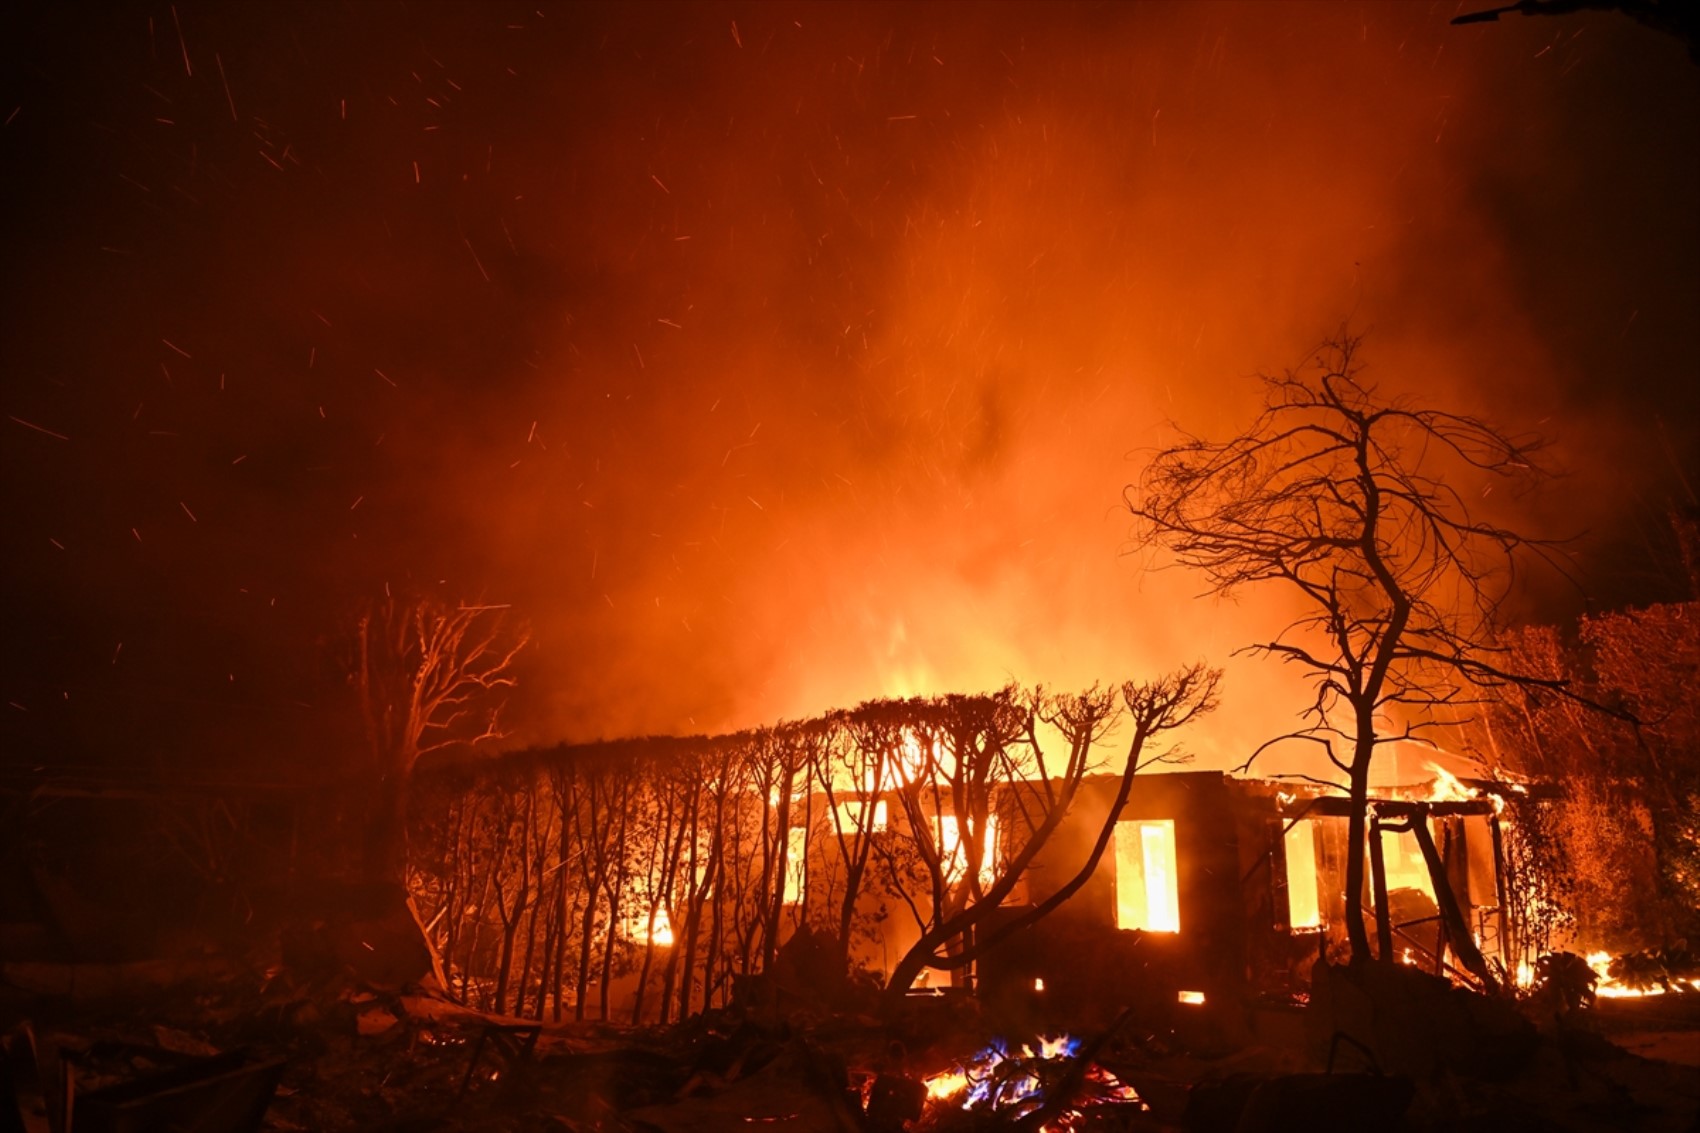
(1126, 335), (1573, 973)
(817, 709), (895, 953)
(353, 593), (530, 884)
(877, 666), (1220, 1010)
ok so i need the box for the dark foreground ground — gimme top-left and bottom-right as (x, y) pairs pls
(2, 956), (1696, 1133)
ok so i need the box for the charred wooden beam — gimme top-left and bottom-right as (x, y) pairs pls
(1298, 796), (1499, 819)
(1407, 807), (1498, 995)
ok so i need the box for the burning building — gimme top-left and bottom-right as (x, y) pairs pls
(974, 770), (1545, 1032)
(401, 685), (1567, 1033)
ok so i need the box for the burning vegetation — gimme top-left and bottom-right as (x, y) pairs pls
(404, 666), (1220, 1023)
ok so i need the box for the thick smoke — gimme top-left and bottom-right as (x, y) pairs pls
(2, 2), (1694, 774)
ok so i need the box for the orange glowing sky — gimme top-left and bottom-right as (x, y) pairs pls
(2, 2), (1695, 776)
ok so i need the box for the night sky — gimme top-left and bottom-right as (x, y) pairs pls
(3, 2), (1696, 779)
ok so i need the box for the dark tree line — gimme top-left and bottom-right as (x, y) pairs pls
(405, 670), (1216, 1021)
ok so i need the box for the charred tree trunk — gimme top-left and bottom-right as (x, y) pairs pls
(1345, 734), (1375, 965)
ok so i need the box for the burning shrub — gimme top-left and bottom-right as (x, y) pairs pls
(1528, 951), (1598, 1022)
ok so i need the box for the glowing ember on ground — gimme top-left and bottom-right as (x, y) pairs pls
(922, 1034), (1144, 1129)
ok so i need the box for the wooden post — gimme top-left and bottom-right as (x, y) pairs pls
(1489, 812), (1512, 968)
(1368, 811), (1393, 962)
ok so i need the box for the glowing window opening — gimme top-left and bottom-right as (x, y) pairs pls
(1284, 819), (1322, 931)
(1115, 819), (1180, 933)
(934, 815), (998, 891)
(836, 799), (888, 834)
(1380, 828), (1436, 900)
(783, 826), (808, 906)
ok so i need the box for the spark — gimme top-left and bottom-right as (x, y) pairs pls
(7, 416), (68, 441)
(170, 5), (192, 76)
(463, 236), (490, 282)
(216, 52), (237, 121)
(162, 338), (192, 358)
(375, 369), (396, 387)
(179, 501), (197, 522)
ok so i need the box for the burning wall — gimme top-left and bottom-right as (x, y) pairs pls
(976, 773), (1248, 1026)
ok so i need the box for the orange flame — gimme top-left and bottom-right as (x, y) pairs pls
(1422, 764), (1477, 803)
(1583, 951), (1700, 999)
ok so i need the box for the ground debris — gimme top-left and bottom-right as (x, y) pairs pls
(4, 949), (1696, 1133)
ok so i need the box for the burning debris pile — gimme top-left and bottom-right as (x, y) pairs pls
(920, 1030), (1145, 1131)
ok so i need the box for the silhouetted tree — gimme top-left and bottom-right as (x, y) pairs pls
(1127, 335), (1575, 973)
(877, 665), (1220, 1009)
(352, 593), (530, 884)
